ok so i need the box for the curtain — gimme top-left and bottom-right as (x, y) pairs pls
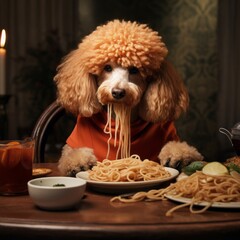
(217, 0), (240, 152)
(0, 0), (80, 138)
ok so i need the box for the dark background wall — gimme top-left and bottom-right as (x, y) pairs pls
(0, 0), (239, 161)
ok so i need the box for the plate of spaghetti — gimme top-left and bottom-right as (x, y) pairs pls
(76, 155), (179, 193)
(165, 194), (240, 209)
(110, 170), (240, 215)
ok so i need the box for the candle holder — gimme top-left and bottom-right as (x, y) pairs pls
(0, 94), (11, 139)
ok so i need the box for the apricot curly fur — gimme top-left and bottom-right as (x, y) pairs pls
(54, 19), (188, 122)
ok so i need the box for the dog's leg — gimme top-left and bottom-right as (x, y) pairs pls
(158, 141), (204, 170)
(58, 144), (97, 176)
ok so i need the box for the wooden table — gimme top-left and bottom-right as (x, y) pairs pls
(0, 163), (239, 240)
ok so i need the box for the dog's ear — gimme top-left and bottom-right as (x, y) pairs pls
(54, 49), (102, 117)
(139, 61), (189, 123)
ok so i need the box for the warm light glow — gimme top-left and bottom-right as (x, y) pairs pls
(0, 29), (6, 48)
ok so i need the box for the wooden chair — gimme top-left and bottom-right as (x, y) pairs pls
(31, 101), (75, 163)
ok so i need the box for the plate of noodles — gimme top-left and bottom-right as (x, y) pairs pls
(76, 167), (179, 194)
(165, 194), (240, 208)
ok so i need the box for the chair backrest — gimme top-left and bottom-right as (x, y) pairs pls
(31, 101), (72, 163)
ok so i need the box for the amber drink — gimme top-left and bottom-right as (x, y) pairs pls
(0, 139), (35, 195)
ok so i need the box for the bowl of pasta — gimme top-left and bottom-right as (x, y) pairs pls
(28, 176), (86, 210)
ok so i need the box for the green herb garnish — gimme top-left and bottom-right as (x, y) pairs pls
(53, 183), (66, 187)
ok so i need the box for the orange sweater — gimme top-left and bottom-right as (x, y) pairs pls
(67, 112), (179, 162)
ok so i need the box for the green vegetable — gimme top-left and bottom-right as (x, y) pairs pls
(53, 183), (65, 187)
(226, 163), (240, 174)
(182, 161), (206, 176)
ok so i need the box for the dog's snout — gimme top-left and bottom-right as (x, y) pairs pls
(112, 88), (126, 99)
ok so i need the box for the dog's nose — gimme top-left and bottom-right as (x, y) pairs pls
(112, 88), (126, 99)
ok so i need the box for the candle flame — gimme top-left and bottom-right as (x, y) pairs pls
(0, 29), (6, 48)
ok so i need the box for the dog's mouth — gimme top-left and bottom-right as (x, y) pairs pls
(98, 92), (139, 107)
(97, 85), (143, 108)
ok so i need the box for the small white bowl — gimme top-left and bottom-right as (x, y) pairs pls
(28, 176), (86, 210)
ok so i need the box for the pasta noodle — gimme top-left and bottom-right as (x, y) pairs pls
(104, 104), (131, 160)
(111, 171), (240, 216)
(88, 155), (171, 182)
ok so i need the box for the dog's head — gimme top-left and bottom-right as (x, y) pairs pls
(54, 19), (189, 122)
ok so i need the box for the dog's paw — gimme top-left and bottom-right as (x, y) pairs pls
(158, 141), (204, 170)
(58, 145), (97, 176)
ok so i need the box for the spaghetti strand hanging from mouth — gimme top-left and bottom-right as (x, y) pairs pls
(104, 104), (131, 160)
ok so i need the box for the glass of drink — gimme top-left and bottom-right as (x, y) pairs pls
(0, 138), (35, 195)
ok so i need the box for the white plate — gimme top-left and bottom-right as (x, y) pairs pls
(165, 194), (240, 209)
(76, 167), (179, 194)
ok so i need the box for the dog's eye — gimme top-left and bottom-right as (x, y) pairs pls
(104, 65), (112, 72)
(129, 67), (139, 75)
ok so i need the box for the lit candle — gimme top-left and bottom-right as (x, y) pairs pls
(0, 29), (6, 95)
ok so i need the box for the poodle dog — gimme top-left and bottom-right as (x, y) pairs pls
(54, 20), (203, 176)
